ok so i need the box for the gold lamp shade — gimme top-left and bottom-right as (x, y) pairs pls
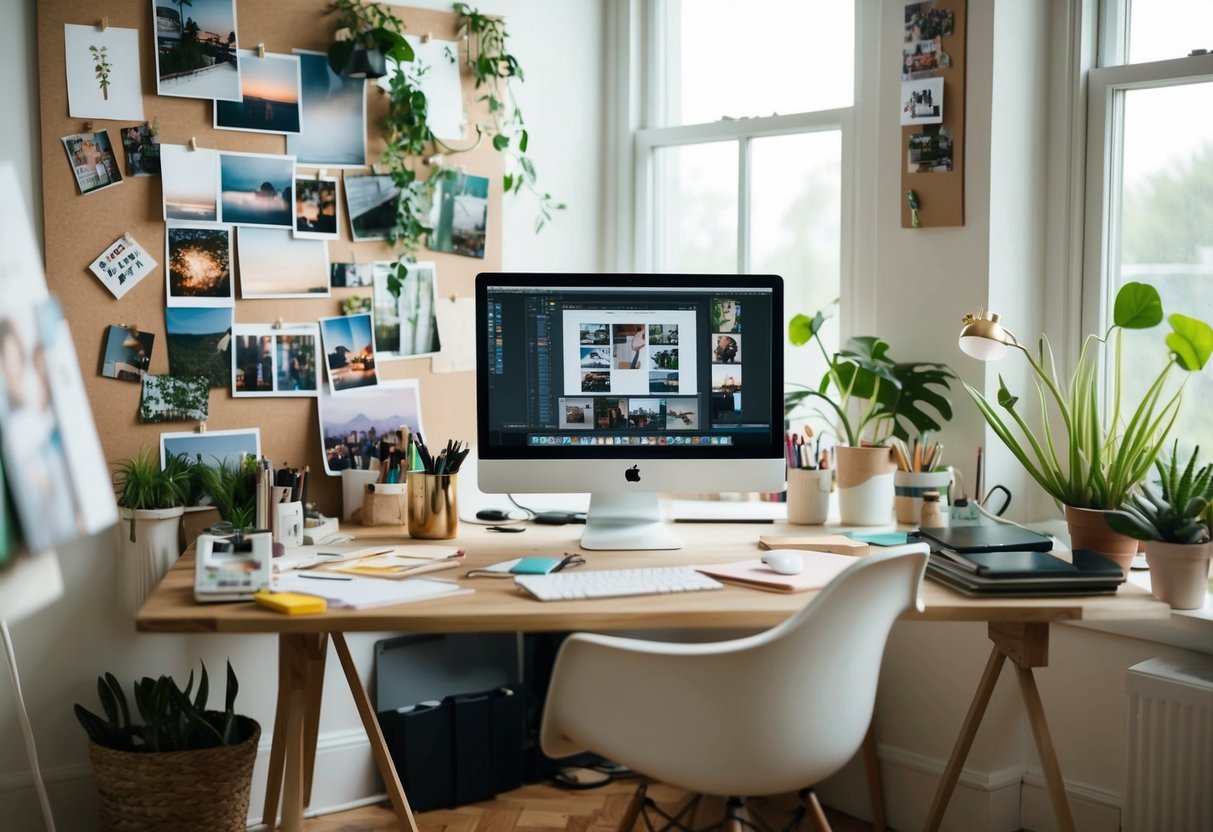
(958, 310), (1018, 361)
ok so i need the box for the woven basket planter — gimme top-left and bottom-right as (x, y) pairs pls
(88, 715), (260, 832)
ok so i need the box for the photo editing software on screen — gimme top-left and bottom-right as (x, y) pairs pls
(482, 282), (777, 452)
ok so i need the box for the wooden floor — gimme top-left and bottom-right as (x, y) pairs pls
(298, 780), (874, 832)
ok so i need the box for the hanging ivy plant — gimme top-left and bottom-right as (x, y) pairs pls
(325, 0), (560, 284)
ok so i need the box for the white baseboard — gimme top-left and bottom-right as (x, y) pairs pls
(1020, 767), (1122, 832)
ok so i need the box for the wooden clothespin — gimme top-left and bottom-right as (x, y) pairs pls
(316, 168), (327, 180)
(257, 43), (266, 58)
(188, 137), (198, 151)
(84, 121), (95, 132)
(197, 422), (207, 434)
(421, 32), (432, 43)
(449, 293), (458, 303)
(273, 318), (285, 330)
(98, 18), (109, 31)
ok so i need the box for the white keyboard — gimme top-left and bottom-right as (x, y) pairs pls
(514, 567), (724, 601)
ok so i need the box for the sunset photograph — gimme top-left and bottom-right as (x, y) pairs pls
(165, 222), (233, 305)
(161, 144), (218, 221)
(218, 150), (294, 227)
(214, 50), (301, 134)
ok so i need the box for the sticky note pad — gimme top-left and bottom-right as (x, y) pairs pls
(844, 532), (910, 547)
(254, 590), (327, 615)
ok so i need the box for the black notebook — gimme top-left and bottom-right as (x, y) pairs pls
(926, 549), (1125, 596)
(914, 524), (1054, 553)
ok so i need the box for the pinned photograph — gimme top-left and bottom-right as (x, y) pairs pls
(288, 50), (367, 167)
(62, 130), (122, 195)
(232, 323), (319, 397)
(319, 313), (378, 393)
(166, 223), (233, 306)
(317, 378), (423, 474)
(581, 371), (610, 393)
(593, 398), (629, 429)
(711, 298), (740, 333)
(139, 375), (209, 423)
(908, 125), (954, 173)
(427, 169), (488, 258)
(559, 397), (593, 430)
(629, 398), (666, 430)
(294, 175), (340, 239)
(160, 428), (260, 469)
(165, 306), (233, 389)
(712, 333), (741, 364)
(579, 323), (609, 345)
(89, 234), (156, 300)
(901, 78), (943, 125)
(237, 227), (329, 298)
(379, 36), (464, 140)
(100, 325), (154, 382)
(218, 150), (295, 227)
(64, 24), (144, 121)
(664, 397), (700, 429)
(330, 262), (373, 288)
(902, 37), (943, 80)
(649, 371), (679, 394)
(215, 49), (301, 134)
(905, 2), (955, 41)
(345, 174), (399, 241)
(153, 0), (242, 101)
(120, 123), (161, 176)
(161, 144), (219, 221)
(373, 261), (441, 360)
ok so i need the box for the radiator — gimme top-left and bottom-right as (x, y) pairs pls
(1124, 655), (1213, 832)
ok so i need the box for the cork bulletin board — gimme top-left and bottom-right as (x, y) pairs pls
(35, 1), (502, 515)
(899, 0), (966, 228)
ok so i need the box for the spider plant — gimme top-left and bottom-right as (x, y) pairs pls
(113, 448), (190, 542)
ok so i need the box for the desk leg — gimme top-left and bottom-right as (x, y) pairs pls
(861, 723), (886, 832)
(302, 634), (328, 806)
(1013, 662), (1077, 832)
(262, 636), (292, 827)
(263, 634), (327, 832)
(922, 645), (1007, 832)
(331, 633), (419, 832)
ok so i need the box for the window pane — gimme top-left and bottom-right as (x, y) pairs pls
(749, 132), (842, 395)
(653, 142), (738, 273)
(1128, 0), (1213, 64)
(675, 1), (853, 125)
(1114, 82), (1213, 455)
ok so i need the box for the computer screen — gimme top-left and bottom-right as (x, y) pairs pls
(475, 273), (785, 550)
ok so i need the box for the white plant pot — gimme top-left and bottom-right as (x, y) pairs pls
(118, 506), (184, 616)
(836, 446), (896, 526)
(1144, 540), (1212, 610)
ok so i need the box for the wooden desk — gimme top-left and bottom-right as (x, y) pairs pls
(136, 522), (1168, 832)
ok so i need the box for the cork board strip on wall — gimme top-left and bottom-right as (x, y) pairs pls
(900, 0), (966, 229)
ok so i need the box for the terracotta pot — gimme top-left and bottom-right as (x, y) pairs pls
(836, 446), (896, 526)
(1064, 505), (1139, 574)
(1144, 540), (1212, 610)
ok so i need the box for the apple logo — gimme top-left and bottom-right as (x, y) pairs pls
(625, 465), (641, 483)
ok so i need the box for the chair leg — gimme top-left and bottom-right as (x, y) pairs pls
(616, 782), (648, 832)
(725, 798), (749, 832)
(803, 791), (832, 832)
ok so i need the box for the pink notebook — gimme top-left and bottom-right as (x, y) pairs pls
(694, 552), (856, 593)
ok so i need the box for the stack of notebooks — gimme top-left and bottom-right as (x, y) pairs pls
(913, 525), (1125, 597)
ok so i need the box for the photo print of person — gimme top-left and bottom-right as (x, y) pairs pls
(288, 50), (368, 168)
(119, 122), (161, 176)
(214, 50), (301, 134)
(580, 370), (610, 393)
(593, 397), (629, 430)
(165, 305), (232, 389)
(427, 169), (489, 258)
(908, 125), (953, 173)
(166, 222), (233, 305)
(579, 323), (609, 345)
(649, 371), (678, 394)
(712, 333), (741, 364)
(664, 397), (700, 429)
(218, 150), (295, 228)
(61, 130), (122, 195)
(628, 398), (666, 430)
(100, 325), (154, 381)
(649, 324), (678, 345)
(580, 347), (610, 369)
(711, 298), (740, 333)
(559, 397), (594, 430)
(613, 324), (646, 369)
(319, 313), (378, 393)
(294, 175), (340, 238)
(139, 375), (209, 423)
(152, 0), (242, 102)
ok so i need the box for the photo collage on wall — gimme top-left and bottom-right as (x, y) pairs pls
(902, 1), (956, 174)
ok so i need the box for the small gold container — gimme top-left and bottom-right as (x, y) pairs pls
(406, 472), (458, 539)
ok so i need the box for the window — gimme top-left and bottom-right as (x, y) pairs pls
(1085, 2), (1213, 455)
(629, 0), (855, 396)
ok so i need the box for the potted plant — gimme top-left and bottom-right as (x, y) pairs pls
(74, 661), (260, 831)
(960, 281), (1212, 570)
(788, 303), (954, 525)
(1108, 444), (1213, 609)
(196, 455), (259, 531)
(114, 447), (190, 612)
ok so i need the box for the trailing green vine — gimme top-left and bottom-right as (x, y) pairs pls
(326, 0), (560, 284)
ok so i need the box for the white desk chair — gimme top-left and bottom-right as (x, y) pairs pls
(540, 544), (929, 832)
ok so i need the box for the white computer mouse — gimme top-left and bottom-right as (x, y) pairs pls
(761, 550), (804, 575)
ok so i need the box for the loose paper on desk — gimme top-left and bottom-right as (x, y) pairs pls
(430, 297), (475, 373)
(274, 573), (472, 609)
(694, 552), (854, 593)
(321, 545), (464, 579)
(271, 543), (396, 573)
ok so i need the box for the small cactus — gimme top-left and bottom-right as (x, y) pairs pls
(1109, 442), (1213, 544)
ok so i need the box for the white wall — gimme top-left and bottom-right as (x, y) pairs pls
(0, 1), (605, 829)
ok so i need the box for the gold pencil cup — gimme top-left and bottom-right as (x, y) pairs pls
(407, 472), (459, 539)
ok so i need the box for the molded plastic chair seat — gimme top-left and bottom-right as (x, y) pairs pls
(540, 545), (928, 807)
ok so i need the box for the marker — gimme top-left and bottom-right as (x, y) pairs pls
(298, 573), (351, 581)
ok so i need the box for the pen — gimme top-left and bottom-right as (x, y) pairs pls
(298, 573), (352, 581)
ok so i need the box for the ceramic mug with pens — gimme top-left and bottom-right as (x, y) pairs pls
(786, 467), (833, 525)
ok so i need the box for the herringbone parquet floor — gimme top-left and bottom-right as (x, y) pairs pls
(299, 780), (874, 832)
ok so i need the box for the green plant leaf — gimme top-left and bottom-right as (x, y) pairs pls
(996, 376), (1018, 409)
(1166, 313), (1213, 371)
(492, 133), (509, 151)
(788, 311), (827, 346)
(1112, 281), (1163, 329)
(225, 660), (239, 714)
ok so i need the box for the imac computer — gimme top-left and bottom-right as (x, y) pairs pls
(475, 273), (785, 550)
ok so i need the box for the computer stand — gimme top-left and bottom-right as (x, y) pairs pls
(579, 493), (683, 551)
